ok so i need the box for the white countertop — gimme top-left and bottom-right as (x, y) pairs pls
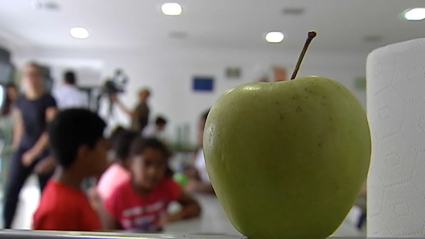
(165, 194), (365, 237)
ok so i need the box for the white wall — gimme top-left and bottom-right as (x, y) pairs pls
(0, 35), (19, 54)
(12, 46), (368, 144)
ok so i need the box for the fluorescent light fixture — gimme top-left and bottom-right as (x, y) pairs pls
(70, 27), (89, 39)
(404, 8), (425, 21)
(161, 3), (182, 16)
(265, 31), (284, 43)
(31, 0), (60, 11)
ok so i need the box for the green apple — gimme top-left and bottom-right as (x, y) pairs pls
(203, 76), (371, 239)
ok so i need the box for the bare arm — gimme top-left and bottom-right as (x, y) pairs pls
(12, 109), (23, 149)
(111, 95), (137, 118)
(30, 133), (48, 156)
(195, 182), (215, 194)
(117, 101), (135, 117)
(31, 107), (58, 155)
(166, 191), (201, 223)
(98, 204), (121, 231)
(186, 179), (215, 195)
(22, 107), (58, 166)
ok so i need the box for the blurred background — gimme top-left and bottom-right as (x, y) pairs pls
(0, 0), (424, 237)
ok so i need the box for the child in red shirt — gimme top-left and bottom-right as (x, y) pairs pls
(101, 137), (201, 232)
(33, 109), (108, 231)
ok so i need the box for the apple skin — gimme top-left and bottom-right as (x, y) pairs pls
(203, 76), (371, 239)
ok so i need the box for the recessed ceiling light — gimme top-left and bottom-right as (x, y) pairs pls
(31, 0), (59, 11)
(169, 31), (188, 38)
(363, 35), (383, 43)
(265, 32), (284, 43)
(282, 7), (305, 15)
(404, 8), (425, 21)
(70, 27), (89, 39)
(161, 3), (182, 16)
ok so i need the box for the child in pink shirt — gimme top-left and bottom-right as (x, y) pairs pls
(100, 137), (201, 232)
(97, 131), (138, 201)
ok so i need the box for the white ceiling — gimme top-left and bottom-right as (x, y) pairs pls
(0, 0), (424, 52)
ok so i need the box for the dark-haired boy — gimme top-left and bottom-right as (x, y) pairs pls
(33, 109), (108, 231)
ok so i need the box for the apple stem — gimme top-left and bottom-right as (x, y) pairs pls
(290, 31), (317, 80)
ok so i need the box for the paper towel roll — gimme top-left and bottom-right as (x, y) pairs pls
(367, 38), (425, 237)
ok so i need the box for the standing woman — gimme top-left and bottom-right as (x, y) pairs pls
(0, 83), (19, 189)
(111, 88), (151, 133)
(3, 63), (57, 229)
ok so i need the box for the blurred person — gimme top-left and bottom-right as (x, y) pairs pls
(1, 83), (19, 111)
(273, 66), (287, 82)
(106, 125), (127, 162)
(100, 137), (200, 232)
(53, 71), (88, 109)
(3, 62), (58, 229)
(0, 83), (19, 137)
(0, 83), (19, 188)
(97, 130), (138, 202)
(40, 69), (95, 188)
(85, 126), (130, 209)
(109, 126), (127, 142)
(111, 88), (151, 133)
(96, 125), (126, 165)
(0, 83), (19, 119)
(184, 110), (215, 194)
(33, 109), (108, 231)
(258, 76), (269, 82)
(142, 116), (167, 139)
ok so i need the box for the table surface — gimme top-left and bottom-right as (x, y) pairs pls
(0, 192), (365, 238)
(165, 194), (239, 235)
(165, 194), (364, 237)
(0, 230), (394, 239)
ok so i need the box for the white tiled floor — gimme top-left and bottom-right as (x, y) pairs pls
(0, 175), (366, 237)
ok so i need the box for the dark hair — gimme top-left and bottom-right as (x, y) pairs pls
(0, 83), (18, 117)
(64, 71), (76, 85)
(155, 116), (167, 125)
(27, 61), (43, 73)
(201, 109), (210, 121)
(109, 125), (126, 142)
(113, 131), (138, 161)
(130, 137), (173, 177)
(49, 109), (106, 168)
(139, 88), (151, 95)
